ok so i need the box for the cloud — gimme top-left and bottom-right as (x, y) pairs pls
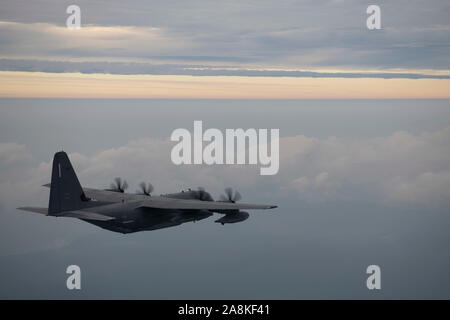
(0, 142), (32, 165)
(0, 0), (449, 71)
(387, 171), (450, 206)
(282, 127), (450, 207)
(1, 59), (449, 79)
(0, 21), (191, 60)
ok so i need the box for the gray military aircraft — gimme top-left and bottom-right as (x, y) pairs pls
(18, 151), (277, 234)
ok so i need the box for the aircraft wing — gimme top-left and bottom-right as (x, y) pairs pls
(18, 206), (114, 221)
(137, 197), (277, 211)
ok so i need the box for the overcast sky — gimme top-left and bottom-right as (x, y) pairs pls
(0, 0), (449, 80)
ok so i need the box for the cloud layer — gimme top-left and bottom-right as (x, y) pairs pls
(2, 126), (450, 210)
(0, 1), (449, 74)
(1, 59), (449, 79)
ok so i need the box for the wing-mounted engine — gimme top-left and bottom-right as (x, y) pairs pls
(215, 188), (249, 224)
(136, 182), (154, 196)
(105, 177), (128, 193)
(218, 187), (241, 203)
(215, 211), (249, 225)
(163, 187), (214, 201)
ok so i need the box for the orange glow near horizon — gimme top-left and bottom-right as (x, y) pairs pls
(0, 71), (449, 99)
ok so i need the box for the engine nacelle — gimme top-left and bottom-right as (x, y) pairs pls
(215, 211), (249, 225)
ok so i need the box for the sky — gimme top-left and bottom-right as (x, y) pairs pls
(0, 1), (450, 299)
(0, 0), (449, 98)
(1, 99), (450, 299)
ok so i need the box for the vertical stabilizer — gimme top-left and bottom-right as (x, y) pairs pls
(48, 151), (87, 215)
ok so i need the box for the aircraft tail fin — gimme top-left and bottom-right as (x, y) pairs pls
(48, 151), (89, 215)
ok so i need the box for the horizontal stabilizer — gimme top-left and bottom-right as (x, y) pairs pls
(17, 207), (48, 215)
(18, 207), (114, 221)
(60, 210), (115, 221)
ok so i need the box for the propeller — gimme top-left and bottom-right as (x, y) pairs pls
(137, 182), (154, 196)
(219, 187), (242, 203)
(108, 177), (129, 193)
(196, 187), (213, 201)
